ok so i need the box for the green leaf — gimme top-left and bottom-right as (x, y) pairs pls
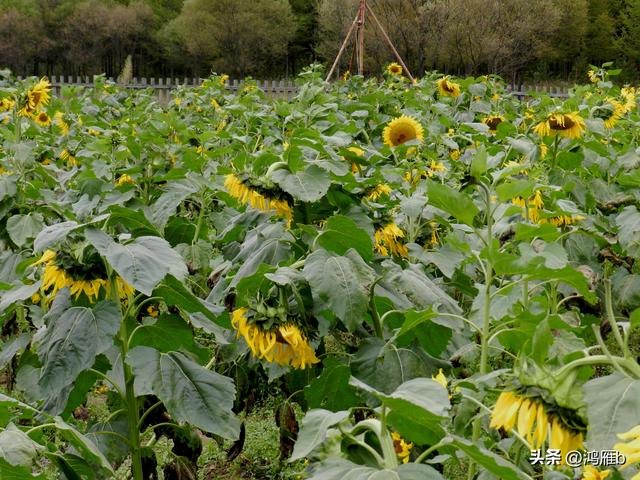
(0, 423), (44, 466)
(53, 417), (114, 475)
(6, 213), (44, 247)
(126, 346), (240, 439)
(150, 180), (198, 230)
(350, 377), (450, 445)
(496, 179), (535, 202)
(305, 358), (361, 411)
(38, 301), (120, 398)
(0, 457), (46, 479)
(584, 374), (640, 451)
(446, 435), (528, 480)
(129, 314), (201, 356)
(470, 145), (487, 179)
(85, 229), (187, 295)
(0, 175), (17, 202)
(616, 206), (640, 258)
(0, 282), (40, 313)
(290, 409), (349, 461)
(33, 221), (81, 253)
(305, 458), (446, 480)
(0, 333), (31, 369)
(426, 180), (479, 226)
(272, 165), (331, 202)
(316, 215), (373, 261)
(303, 249), (375, 331)
(107, 206), (161, 237)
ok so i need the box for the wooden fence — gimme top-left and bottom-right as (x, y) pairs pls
(17, 75), (571, 102)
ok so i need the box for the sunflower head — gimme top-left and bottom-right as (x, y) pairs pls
(535, 112), (585, 139)
(382, 115), (424, 147)
(482, 115), (505, 132)
(374, 223), (408, 257)
(34, 111), (51, 127)
(391, 432), (413, 463)
(386, 62), (403, 76)
(436, 76), (461, 97)
(27, 78), (52, 111)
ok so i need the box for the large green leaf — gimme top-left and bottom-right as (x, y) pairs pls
(584, 374), (640, 451)
(305, 357), (361, 411)
(272, 164), (331, 202)
(126, 346), (240, 439)
(0, 423), (44, 466)
(38, 301), (120, 398)
(85, 229), (187, 295)
(426, 180), (479, 226)
(446, 435), (529, 480)
(305, 459), (445, 480)
(303, 248), (375, 331)
(149, 180), (198, 230)
(6, 213), (44, 247)
(153, 275), (228, 335)
(0, 282), (40, 313)
(290, 409), (349, 461)
(350, 377), (450, 445)
(53, 417), (114, 475)
(316, 215), (373, 261)
(616, 206), (640, 258)
(0, 333), (31, 369)
(0, 458), (46, 479)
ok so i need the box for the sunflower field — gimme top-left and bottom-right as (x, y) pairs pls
(0, 63), (640, 480)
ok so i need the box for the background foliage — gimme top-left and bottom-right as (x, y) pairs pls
(3, 0), (640, 80)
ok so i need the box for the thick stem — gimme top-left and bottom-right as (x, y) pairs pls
(369, 278), (383, 339)
(110, 274), (143, 480)
(604, 278), (629, 357)
(378, 406), (398, 469)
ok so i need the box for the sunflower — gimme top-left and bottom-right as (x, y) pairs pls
(374, 223), (408, 257)
(403, 168), (428, 186)
(54, 112), (70, 135)
(343, 146), (364, 173)
(621, 86), (636, 112)
(391, 432), (413, 464)
(594, 98), (626, 129)
(34, 111), (51, 127)
(548, 215), (584, 227)
(533, 112), (586, 139)
(366, 184), (392, 200)
(482, 115), (505, 132)
(31, 250), (133, 303)
(512, 190), (544, 223)
(60, 149), (78, 167)
(27, 78), (52, 112)
(211, 98), (221, 110)
(449, 149), (461, 161)
(614, 424), (640, 478)
(582, 465), (611, 480)
(436, 76), (461, 97)
(382, 115), (424, 147)
(147, 305), (159, 318)
(116, 174), (135, 186)
(587, 69), (600, 83)
(0, 97), (15, 112)
(491, 391), (585, 462)
(220, 74), (229, 86)
(428, 160), (446, 176)
(231, 308), (319, 369)
(386, 62), (403, 76)
(225, 174), (293, 222)
(432, 369), (447, 389)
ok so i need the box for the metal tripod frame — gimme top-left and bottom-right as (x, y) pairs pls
(325, 0), (415, 82)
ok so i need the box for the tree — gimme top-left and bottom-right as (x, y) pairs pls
(166, 0), (295, 77)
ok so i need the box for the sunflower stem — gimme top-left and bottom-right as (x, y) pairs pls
(604, 277), (629, 358)
(469, 182), (494, 480)
(369, 277), (384, 339)
(109, 272), (144, 480)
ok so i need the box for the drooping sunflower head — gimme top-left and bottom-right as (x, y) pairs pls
(27, 78), (52, 111)
(366, 183), (392, 201)
(231, 307), (319, 369)
(386, 62), (403, 76)
(115, 174), (135, 187)
(613, 424), (640, 472)
(482, 115), (505, 132)
(582, 465), (611, 480)
(436, 76), (461, 97)
(0, 97), (15, 112)
(54, 111), (70, 135)
(621, 86), (636, 112)
(534, 112), (586, 139)
(382, 115), (424, 147)
(491, 389), (586, 464)
(587, 69), (600, 83)
(391, 432), (413, 464)
(593, 98), (626, 129)
(31, 248), (133, 303)
(374, 222), (408, 257)
(34, 111), (51, 127)
(224, 173), (293, 223)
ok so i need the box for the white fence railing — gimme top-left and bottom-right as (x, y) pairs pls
(16, 75), (572, 102)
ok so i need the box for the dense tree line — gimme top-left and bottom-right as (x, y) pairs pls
(2, 0), (640, 81)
